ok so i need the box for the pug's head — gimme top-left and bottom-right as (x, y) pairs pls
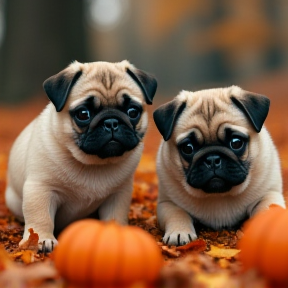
(43, 60), (157, 164)
(153, 86), (270, 196)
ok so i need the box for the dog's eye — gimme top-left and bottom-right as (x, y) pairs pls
(181, 142), (194, 155)
(127, 107), (140, 119)
(75, 109), (90, 122)
(230, 137), (244, 150)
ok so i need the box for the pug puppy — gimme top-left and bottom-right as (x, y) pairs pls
(153, 86), (285, 246)
(5, 60), (157, 251)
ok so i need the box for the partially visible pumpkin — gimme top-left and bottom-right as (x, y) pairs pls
(53, 219), (163, 286)
(238, 205), (288, 283)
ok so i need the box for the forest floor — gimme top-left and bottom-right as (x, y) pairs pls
(0, 71), (288, 287)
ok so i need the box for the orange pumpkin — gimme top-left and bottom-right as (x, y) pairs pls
(53, 219), (163, 287)
(238, 205), (288, 283)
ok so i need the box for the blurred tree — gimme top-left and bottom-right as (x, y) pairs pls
(0, 0), (89, 104)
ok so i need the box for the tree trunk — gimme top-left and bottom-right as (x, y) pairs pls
(0, 0), (89, 104)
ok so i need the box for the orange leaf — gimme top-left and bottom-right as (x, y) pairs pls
(176, 239), (207, 253)
(10, 250), (35, 264)
(20, 250), (35, 264)
(19, 228), (39, 252)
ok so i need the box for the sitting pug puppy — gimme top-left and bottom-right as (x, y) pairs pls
(153, 86), (285, 246)
(5, 60), (157, 251)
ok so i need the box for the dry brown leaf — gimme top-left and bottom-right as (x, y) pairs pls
(161, 245), (181, 258)
(145, 215), (156, 226)
(129, 204), (145, 219)
(19, 228), (39, 252)
(205, 245), (240, 259)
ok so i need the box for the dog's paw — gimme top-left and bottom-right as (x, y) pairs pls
(163, 230), (197, 246)
(19, 235), (58, 253)
(38, 238), (58, 253)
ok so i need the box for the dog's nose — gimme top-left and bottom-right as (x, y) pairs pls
(103, 118), (119, 132)
(204, 155), (221, 169)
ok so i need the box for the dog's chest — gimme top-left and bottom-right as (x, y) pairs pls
(54, 163), (125, 199)
(181, 195), (248, 229)
(52, 164), (129, 230)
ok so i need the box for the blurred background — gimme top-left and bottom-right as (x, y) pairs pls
(0, 0), (288, 104)
(0, 0), (288, 180)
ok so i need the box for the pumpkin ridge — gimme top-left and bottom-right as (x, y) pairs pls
(85, 222), (106, 284)
(253, 208), (285, 268)
(239, 207), (285, 270)
(119, 226), (143, 284)
(258, 209), (288, 281)
(55, 220), (91, 279)
(131, 227), (149, 282)
(136, 227), (163, 283)
(65, 220), (103, 284)
(112, 223), (124, 285)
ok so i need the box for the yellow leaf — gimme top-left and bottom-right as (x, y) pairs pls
(20, 250), (35, 264)
(218, 258), (230, 269)
(195, 272), (238, 288)
(205, 245), (240, 259)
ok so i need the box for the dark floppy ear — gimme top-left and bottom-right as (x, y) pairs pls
(153, 100), (186, 141)
(43, 69), (82, 112)
(126, 68), (157, 105)
(231, 92), (270, 133)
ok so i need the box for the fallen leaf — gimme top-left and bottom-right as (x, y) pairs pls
(0, 260), (59, 287)
(19, 228), (39, 252)
(205, 245), (240, 259)
(176, 238), (207, 253)
(145, 215), (156, 226)
(20, 250), (35, 264)
(194, 271), (238, 288)
(0, 246), (14, 270)
(161, 245), (181, 258)
(218, 258), (230, 269)
(10, 250), (36, 264)
(129, 204), (145, 219)
(236, 229), (244, 240)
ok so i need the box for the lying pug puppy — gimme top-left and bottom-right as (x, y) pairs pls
(5, 60), (157, 251)
(153, 86), (285, 246)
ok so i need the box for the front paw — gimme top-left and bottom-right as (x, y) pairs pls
(163, 230), (197, 246)
(38, 238), (58, 252)
(19, 235), (58, 253)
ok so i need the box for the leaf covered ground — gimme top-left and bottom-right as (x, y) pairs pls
(0, 84), (288, 287)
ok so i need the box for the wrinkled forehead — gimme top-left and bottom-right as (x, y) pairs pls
(174, 93), (251, 143)
(67, 62), (144, 108)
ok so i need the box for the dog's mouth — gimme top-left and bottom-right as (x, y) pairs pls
(80, 137), (127, 158)
(79, 127), (139, 158)
(96, 139), (126, 158)
(201, 177), (232, 193)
